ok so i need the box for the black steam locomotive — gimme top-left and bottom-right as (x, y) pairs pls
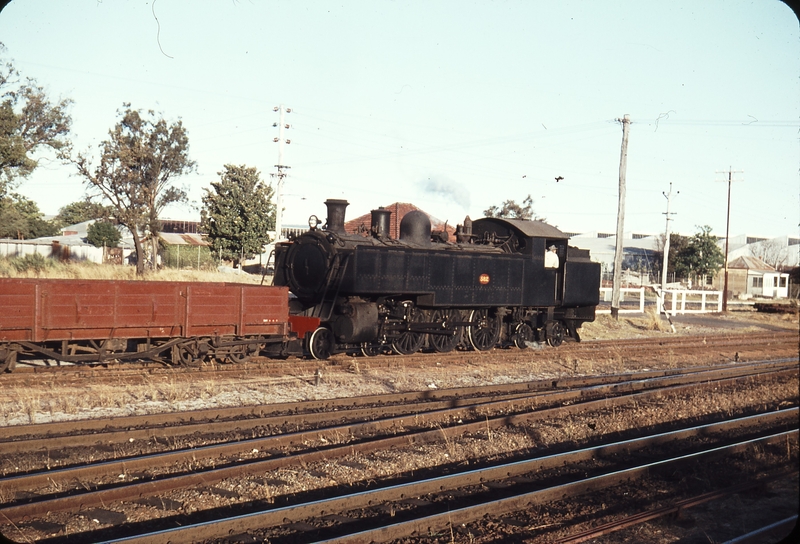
(273, 199), (601, 359)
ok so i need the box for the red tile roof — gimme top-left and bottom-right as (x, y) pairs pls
(343, 202), (458, 239)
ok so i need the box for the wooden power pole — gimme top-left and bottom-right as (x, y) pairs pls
(716, 167), (743, 312)
(611, 114), (630, 320)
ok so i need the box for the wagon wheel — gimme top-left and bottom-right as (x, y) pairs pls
(512, 322), (535, 349)
(1, 349), (17, 373)
(467, 308), (501, 351)
(429, 309), (462, 353)
(227, 343), (261, 364)
(391, 308), (427, 355)
(308, 327), (334, 360)
(545, 320), (566, 348)
(172, 343), (202, 367)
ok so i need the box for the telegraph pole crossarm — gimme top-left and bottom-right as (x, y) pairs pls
(271, 105), (292, 243)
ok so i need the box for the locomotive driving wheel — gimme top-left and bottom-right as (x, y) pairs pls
(391, 306), (427, 355)
(428, 309), (462, 353)
(467, 308), (501, 351)
(545, 320), (566, 347)
(360, 342), (385, 357)
(308, 327), (334, 360)
(512, 322), (535, 349)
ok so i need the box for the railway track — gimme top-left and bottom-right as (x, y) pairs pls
(4, 330), (795, 385)
(1, 359), (796, 543)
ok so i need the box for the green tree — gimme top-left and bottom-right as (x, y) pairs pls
(653, 232), (690, 280)
(0, 192), (59, 239)
(55, 199), (114, 227)
(72, 105), (195, 274)
(0, 43), (72, 196)
(201, 164), (275, 268)
(86, 221), (121, 248)
(483, 194), (545, 221)
(674, 225), (724, 283)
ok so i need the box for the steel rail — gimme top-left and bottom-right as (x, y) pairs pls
(2, 362), (794, 493)
(312, 431), (798, 544)
(5, 330), (795, 379)
(723, 515), (799, 544)
(0, 361), (789, 453)
(94, 423), (798, 544)
(0, 390), (539, 454)
(553, 472), (794, 543)
(2, 364), (794, 495)
(0, 369), (795, 525)
(9, 360), (739, 441)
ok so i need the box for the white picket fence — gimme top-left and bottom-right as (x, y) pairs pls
(657, 289), (723, 315)
(598, 287), (723, 315)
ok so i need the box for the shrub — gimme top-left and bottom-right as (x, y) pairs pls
(11, 253), (55, 275)
(86, 221), (122, 248)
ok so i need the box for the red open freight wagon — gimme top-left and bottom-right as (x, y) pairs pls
(0, 279), (318, 371)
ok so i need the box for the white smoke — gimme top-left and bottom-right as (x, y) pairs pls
(419, 175), (471, 210)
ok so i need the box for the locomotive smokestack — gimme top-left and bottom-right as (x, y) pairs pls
(324, 199), (349, 234)
(370, 207), (391, 239)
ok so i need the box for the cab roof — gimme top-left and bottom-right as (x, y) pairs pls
(472, 217), (568, 240)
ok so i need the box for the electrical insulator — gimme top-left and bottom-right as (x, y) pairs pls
(285, 124), (290, 129)
(286, 108), (292, 113)
(273, 106), (279, 112)
(272, 122), (277, 127)
(273, 137), (279, 142)
(286, 139), (291, 144)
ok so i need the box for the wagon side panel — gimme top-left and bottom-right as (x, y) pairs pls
(185, 283), (242, 337)
(0, 279), (37, 342)
(240, 285), (290, 336)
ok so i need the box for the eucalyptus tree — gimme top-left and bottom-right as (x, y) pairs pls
(483, 194), (545, 221)
(0, 43), (72, 197)
(72, 105), (195, 274)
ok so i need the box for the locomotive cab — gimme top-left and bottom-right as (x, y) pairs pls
(470, 217), (568, 306)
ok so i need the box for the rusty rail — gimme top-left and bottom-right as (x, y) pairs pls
(96, 423), (798, 543)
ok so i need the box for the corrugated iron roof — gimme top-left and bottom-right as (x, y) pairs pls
(728, 255), (775, 271)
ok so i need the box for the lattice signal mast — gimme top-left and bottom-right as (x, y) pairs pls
(271, 105), (292, 242)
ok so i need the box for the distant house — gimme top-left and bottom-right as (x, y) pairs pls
(714, 255), (790, 299)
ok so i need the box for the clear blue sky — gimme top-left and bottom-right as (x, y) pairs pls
(1, 0), (797, 239)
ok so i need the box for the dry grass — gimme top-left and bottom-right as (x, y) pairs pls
(0, 258), (265, 284)
(643, 307), (668, 332)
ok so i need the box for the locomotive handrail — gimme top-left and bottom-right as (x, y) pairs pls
(314, 253), (351, 321)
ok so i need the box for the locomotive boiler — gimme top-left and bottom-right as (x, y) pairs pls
(273, 199), (601, 359)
